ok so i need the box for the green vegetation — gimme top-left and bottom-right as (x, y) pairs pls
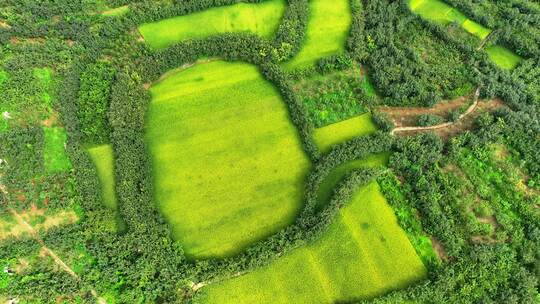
(145, 61), (310, 259)
(43, 127), (72, 173)
(316, 153), (390, 209)
(102, 5), (129, 17)
(409, 0), (491, 40)
(408, 0), (523, 70)
(486, 45), (523, 70)
(77, 62), (115, 144)
(283, 0), (352, 69)
(196, 182), (426, 304)
(313, 113), (377, 152)
(294, 64), (375, 128)
(87, 144), (117, 210)
(139, 0), (286, 49)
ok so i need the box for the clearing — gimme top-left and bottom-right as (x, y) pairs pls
(283, 0), (352, 69)
(144, 61), (310, 259)
(408, 0), (522, 69)
(195, 182), (427, 303)
(408, 0), (491, 40)
(43, 127), (72, 174)
(138, 0), (285, 49)
(315, 153), (390, 210)
(87, 144), (117, 210)
(313, 113), (377, 153)
(0, 208), (78, 241)
(485, 45), (523, 70)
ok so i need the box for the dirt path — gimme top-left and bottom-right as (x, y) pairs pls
(8, 208), (106, 304)
(390, 87), (481, 134)
(379, 87), (504, 138)
(477, 30), (497, 50)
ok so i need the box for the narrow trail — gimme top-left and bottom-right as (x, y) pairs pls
(477, 30), (497, 50)
(8, 208), (106, 304)
(391, 87), (481, 135)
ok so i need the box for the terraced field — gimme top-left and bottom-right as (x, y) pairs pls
(139, 0), (285, 49)
(313, 113), (377, 153)
(283, 0), (352, 69)
(195, 182), (427, 303)
(145, 61), (310, 259)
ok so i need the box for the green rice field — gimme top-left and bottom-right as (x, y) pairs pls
(316, 153), (390, 210)
(195, 181), (427, 303)
(485, 45), (523, 70)
(145, 61), (310, 259)
(283, 0), (352, 69)
(313, 113), (377, 153)
(408, 0), (491, 40)
(87, 144), (117, 210)
(138, 0), (285, 49)
(43, 127), (72, 173)
(409, 0), (523, 69)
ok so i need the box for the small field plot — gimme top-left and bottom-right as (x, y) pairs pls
(43, 127), (72, 173)
(485, 45), (523, 70)
(195, 182), (427, 304)
(316, 153), (390, 210)
(283, 0), (352, 69)
(313, 113), (377, 153)
(87, 145), (117, 210)
(138, 0), (285, 49)
(145, 61), (310, 259)
(409, 0), (491, 40)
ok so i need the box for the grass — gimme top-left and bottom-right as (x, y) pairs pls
(409, 0), (491, 40)
(283, 0), (352, 69)
(145, 61), (310, 259)
(409, 0), (523, 69)
(195, 182), (427, 303)
(485, 45), (523, 70)
(313, 113), (377, 153)
(316, 153), (390, 210)
(87, 144), (117, 210)
(138, 0), (285, 49)
(43, 127), (72, 173)
(102, 5), (129, 17)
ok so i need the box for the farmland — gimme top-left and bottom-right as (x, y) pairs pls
(139, 0), (285, 49)
(195, 182), (426, 303)
(144, 61), (309, 259)
(283, 0), (352, 69)
(408, 0), (523, 70)
(2, 0), (539, 302)
(87, 145), (117, 210)
(313, 113), (377, 152)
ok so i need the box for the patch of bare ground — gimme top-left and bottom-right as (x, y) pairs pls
(7, 209), (106, 303)
(384, 94), (504, 139)
(0, 207), (78, 241)
(9, 37), (45, 45)
(378, 95), (470, 127)
(0, 20), (11, 29)
(429, 236), (448, 261)
(41, 111), (60, 128)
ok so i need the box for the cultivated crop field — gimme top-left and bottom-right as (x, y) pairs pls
(2, 0), (539, 302)
(139, 0), (286, 49)
(145, 61), (310, 259)
(195, 182), (426, 303)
